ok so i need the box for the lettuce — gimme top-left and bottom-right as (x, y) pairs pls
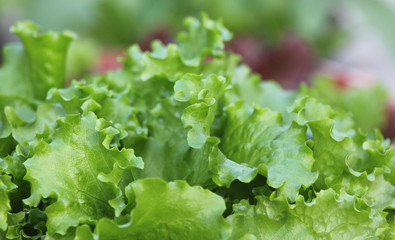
(0, 14), (392, 239)
(227, 189), (388, 239)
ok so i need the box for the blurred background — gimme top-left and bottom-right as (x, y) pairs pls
(1, 0), (395, 133)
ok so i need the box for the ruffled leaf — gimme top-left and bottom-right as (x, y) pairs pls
(227, 189), (389, 239)
(11, 21), (75, 100)
(94, 178), (232, 239)
(175, 73), (227, 148)
(0, 174), (17, 230)
(23, 112), (143, 234)
(216, 102), (318, 200)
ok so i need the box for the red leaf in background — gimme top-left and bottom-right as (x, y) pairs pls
(333, 73), (350, 89)
(138, 27), (172, 51)
(95, 27), (171, 73)
(96, 49), (125, 73)
(228, 35), (316, 89)
(227, 36), (265, 72)
(96, 30), (317, 89)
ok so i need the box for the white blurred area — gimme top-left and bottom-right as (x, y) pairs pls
(330, 0), (395, 90)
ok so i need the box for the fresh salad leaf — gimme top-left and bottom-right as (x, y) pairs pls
(227, 189), (388, 239)
(0, 13), (392, 239)
(23, 113), (143, 234)
(92, 178), (231, 239)
(11, 21), (75, 100)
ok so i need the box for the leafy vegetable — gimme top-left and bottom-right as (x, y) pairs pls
(91, 178), (231, 239)
(227, 189), (388, 239)
(0, 14), (392, 239)
(10, 21), (75, 100)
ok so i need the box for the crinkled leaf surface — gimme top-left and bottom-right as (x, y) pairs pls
(0, 174), (17, 231)
(23, 112), (143, 234)
(124, 13), (232, 82)
(330, 168), (395, 212)
(177, 13), (232, 66)
(0, 13), (393, 239)
(5, 103), (65, 144)
(0, 96), (35, 157)
(132, 97), (190, 181)
(94, 178), (232, 240)
(291, 97), (394, 191)
(227, 189), (388, 239)
(227, 66), (297, 123)
(11, 21), (75, 100)
(175, 73), (228, 148)
(217, 101), (317, 200)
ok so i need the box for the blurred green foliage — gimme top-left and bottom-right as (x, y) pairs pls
(0, 0), (342, 54)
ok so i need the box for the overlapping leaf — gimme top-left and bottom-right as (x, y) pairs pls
(90, 178), (232, 239)
(0, 13), (393, 239)
(227, 189), (389, 239)
(23, 113), (143, 234)
(11, 21), (75, 100)
(215, 101), (317, 200)
(0, 173), (17, 231)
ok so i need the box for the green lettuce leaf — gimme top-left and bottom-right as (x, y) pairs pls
(3, 207), (48, 240)
(174, 73), (228, 148)
(11, 21), (75, 100)
(94, 178), (232, 240)
(215, 101), (317, 200)
(0, 13), (393, 238)
(329, 169), (395, 212)
(227, 66), (297, 124)
(5, 103), (65, 145)
(0, 43), (31, 98)
(300, 77), (388, 133)
(177, 13), (232, 66)
(23, 112), (143, 234)
(0, 173), (17, 231)
(291, 97), (395, 191)
(122, 13), (232, 82)
(0, 212), (25, 239)
(131, 96), (190, 181)
(227, 189), (389, 239)
(0, 96), (36, 157)
(47, 80), (146, 147)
